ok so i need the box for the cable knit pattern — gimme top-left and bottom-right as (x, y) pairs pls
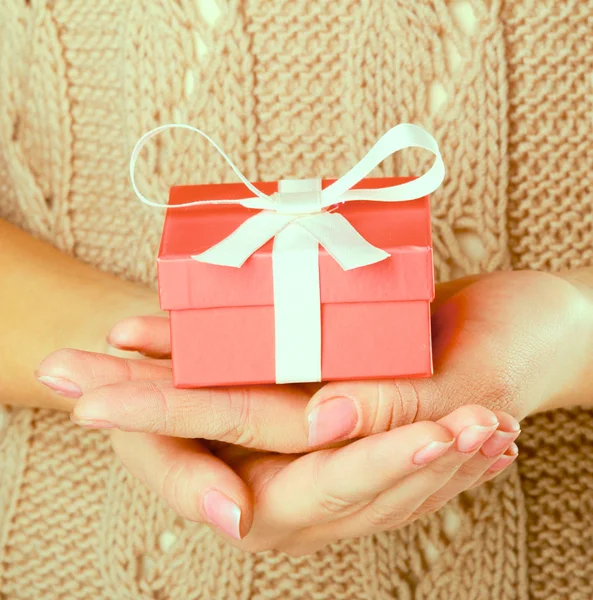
(0, 1), (592, 598)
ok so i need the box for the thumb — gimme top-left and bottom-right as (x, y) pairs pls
(306, 360), (520, 449)
(305, 378), (446, 448)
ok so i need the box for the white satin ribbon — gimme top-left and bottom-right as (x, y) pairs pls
(130, 123), (445, 384)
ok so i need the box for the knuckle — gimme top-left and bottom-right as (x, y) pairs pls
(317, 491), (353, 515)
(390, 380), (421, 428)
(455, 460), (483, 480)
(426, 459), (455, 477)
(418, 495), (449, 517)
(366, 503), (410, 528)
(144, 382), (173, 433)
(211, 388), (259, 447)
(312, 454), (352, 515)
(368, 380), (421, 434)
(159, 459), (195, 521)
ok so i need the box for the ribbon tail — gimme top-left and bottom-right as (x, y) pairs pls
(192, 211), (296, 267)
(297, 212), (389, 271)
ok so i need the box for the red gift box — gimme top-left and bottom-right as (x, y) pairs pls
(158, 177), (435, 388)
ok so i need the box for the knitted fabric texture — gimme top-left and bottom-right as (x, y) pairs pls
(0, 1), (592, 599)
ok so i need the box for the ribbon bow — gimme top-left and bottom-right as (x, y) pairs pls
(130, 123), (445, 384)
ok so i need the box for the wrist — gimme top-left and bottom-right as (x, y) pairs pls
(535, 270), (593, 413)
(79, 277), (160, 354)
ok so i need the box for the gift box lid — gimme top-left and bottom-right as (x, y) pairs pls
(158, 177), (434, 310)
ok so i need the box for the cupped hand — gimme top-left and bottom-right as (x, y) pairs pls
(33, 271), (575, 553)
(43, 270), (591, 452)
(39, 338), (521, 554)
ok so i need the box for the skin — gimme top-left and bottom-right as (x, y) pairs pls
(0, 219), (158, 409)
(3, 218), (593, 555)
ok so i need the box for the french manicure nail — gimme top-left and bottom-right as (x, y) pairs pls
(481, 430), (521, 458)
(37, 375), (82, 399)
(413, 440), (455, 465)
(456, 424), (498, 453)
(70, 415), (116, 430)
(307, 396), (359, 447)
(202, 490), (242, 540)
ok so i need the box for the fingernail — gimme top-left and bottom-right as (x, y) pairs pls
(481, 430), (521, 458)
(456, 424), (498, 453)
(37, 375), (82, 399)
(70, 414), (116, 429)
(308, 396), (358, 447)
(488, 453), (517, 473)
(413, 440), (454, 465)
(507, 418), (521, 432)
(508, 442), (519, 456)
(202, 490), (242, 540)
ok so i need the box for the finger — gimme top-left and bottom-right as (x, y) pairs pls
(70, 379), (310, 452)
(246, 419), (455, 528)
(110, 429), (252, 540)
(471, 442), (519, 489)
(251, 405), (497, 530)
(104, 276), (483, 364)
(305, 365), (521, 448)
(39, 349), (315, 453)
(411, 411), (520, 515)
(107, 315), (171, 357)
(36, 349), (171, 398)
(37, 349), (172, 399)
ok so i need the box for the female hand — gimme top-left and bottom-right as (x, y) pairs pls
(43, 270), (593, 449)
(304, 269), (593, 446)
(35, 271), (581, 553)
(37, 337), (521, 554)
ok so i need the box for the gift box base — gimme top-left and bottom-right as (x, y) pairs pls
(169, 301), (432, 388)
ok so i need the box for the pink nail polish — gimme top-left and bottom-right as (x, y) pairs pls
(37, 375), (82, 399)
(202, 490), (242, 540)
(456, 424), (498, 453)
(480, 430), (520, 458)
(413, 440), (454, 465)
(308, 397), (358, 447)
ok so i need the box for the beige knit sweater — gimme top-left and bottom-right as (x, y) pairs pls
(1, 1), (592, 599)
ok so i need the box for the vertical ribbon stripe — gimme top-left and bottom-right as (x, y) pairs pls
(272, 179), (322, 384)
